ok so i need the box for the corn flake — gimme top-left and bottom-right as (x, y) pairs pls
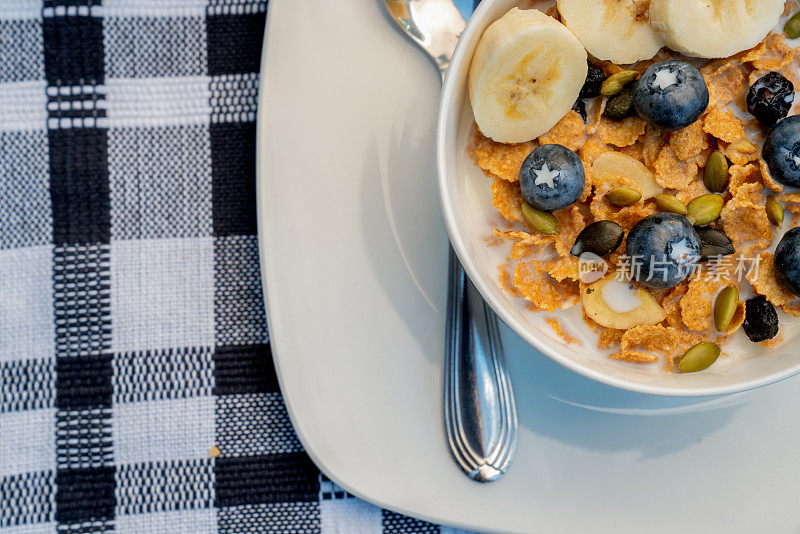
(759, 159), (784, 193)
(781, 300), (800, 317)
(661, 282), (689, 328)
(473, 131), (534, 182)
(597, 327), (625, 350)
(751, 34), (795, 71)
(609, 350), (659, 364)
(498, 262), (522, 297)
(597, 116), (646, 148)
(513, 260), (579, 312)
(620, 324), (678, 355)
(670, 119), (709, 161)
(491, 179), (525, 223)
(493, 229), (554, 257)
(546, 318), (578, 344)
(719, 139), (760, 166)
(680, 272), (733, 332)
(705, 63), (748, 109)
(728, 163), (760, 192)
(642, 125), (669, 167)
(721, 199), (772, 249)
(653, 145), (698, 189)
(732, 182), (765, 205)
(546, 254), (580, 282)
(747, 252), (796, 306)
(537, 110), (585, 152)
(553, 204), (587, 255)
(673, 179), (709, 205)
(703, 108), (746, 143)
(579, 139), (612, 167)
(778, 192), (800, 204)
(618, 140), (645, 162)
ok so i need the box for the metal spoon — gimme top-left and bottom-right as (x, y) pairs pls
(382, 0), (517, 482)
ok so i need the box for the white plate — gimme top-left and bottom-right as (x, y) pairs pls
(257, 1), (800, 532)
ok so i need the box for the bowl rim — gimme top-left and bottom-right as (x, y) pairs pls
(435, 0), (800, 397)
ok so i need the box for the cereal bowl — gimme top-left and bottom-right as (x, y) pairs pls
(436, 0), (800, 396)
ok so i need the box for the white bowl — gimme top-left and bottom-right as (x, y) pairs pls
(436, 0), (800, 396)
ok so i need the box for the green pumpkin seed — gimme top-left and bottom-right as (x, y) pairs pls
(603, 83), (637, 120)
(678, 342), (721, 373)
(654, 193), (687, 215)
(600, 70), (638, 96)
(785, 10), (800, 39)
(714, 284), (739, 333)
(696, 227), (736, 260)
(606, 186), (642, 207)
(521, 202), (558, 235)
(766, 197), (784, 227)
(570, 220), (624, 258)
(686, 194), (725, 226)
(703, 151), (729, 193)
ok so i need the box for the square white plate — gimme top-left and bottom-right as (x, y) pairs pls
(256, 1), (800, 531)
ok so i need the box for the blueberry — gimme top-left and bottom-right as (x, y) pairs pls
(747, 71), (795, 127)
(519, 144), (585, 212)
(625, 213), (702, 290)
(774, 227), (800, 296)
(742, 295), (779, 343)
(762, 115), (800, 188)
(580, 64), (606, 99)
(633, 60), (709, 131)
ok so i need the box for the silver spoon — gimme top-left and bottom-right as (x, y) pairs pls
(382, 0), (517, 482)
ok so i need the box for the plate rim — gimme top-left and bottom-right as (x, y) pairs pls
(254, 1), (512, 530)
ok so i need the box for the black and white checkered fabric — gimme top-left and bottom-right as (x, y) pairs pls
(0, 1), (467, 532)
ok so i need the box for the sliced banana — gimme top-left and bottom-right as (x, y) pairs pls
(591, 152), (664, 199)
(649, 0), (784, 58)
(468, 8), (587, 143)
(583, 276), (666, 330)
(557, 0), (663, 64)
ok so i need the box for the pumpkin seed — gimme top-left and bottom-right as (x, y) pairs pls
(766, 197), (784, 227)
(521, 201), (558, 235)
(728, 138), (758, 154)
(655, 193), (687, 215)
(654, 193), (687, 215)
(714, 284), (739, 332)
(703, 151), (729, 193)
(785, 10), (800, 39)
(696, 227), (736, 260)
(678, 342), (721, 373)
(606, 186), (642, 207)
(570, 220), (625, 258)
(603, 83), (637, 120)
(686, 194), (725, 226)
(600, 70), (638, 96)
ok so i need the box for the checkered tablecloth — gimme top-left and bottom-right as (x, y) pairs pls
(0, 1), (476, 532)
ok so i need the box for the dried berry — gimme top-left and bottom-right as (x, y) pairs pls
(747, 72), (795, 127)
(572, 98), (587, 122)
(742, 295), (779, 343)
(580, 63), (607, 99)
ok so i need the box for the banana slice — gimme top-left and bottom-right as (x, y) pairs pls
(468, 8), (587, 143)
(649, 0), (784, 58)
(582, 276), (666, 330)
(557, 0), (663, 64)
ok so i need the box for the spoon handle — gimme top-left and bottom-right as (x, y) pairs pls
(444, 248), (517, 482)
